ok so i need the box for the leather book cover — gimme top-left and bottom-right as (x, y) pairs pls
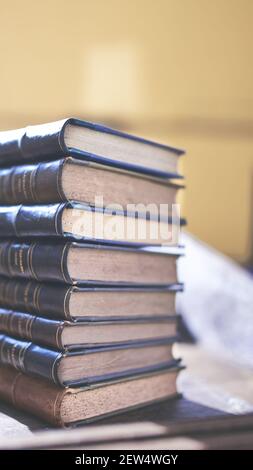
(0, 308), (178, 351)
(0, 202), (65, 238)
(0, 157), (184, 205)
(0, 363), (181, 426)
(0, 239), (183, 285)
(0, 334), (181, 385)
(0, 118), (184, 178)
(0, 159), (66, 204)
(0, 364), (66, 426)
(0, 275), (183, 320)
(0, 201), (186, 242)
(0, 276), (73, 319)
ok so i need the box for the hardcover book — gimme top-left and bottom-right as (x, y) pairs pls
(0, 202), (184, 245)
(0, 333), (179, 386)
(0, 240), (183, 285)
(0, 364), (181, 426)
(0, 118), (184, 178)
(0, 310), (178, 350)
(0, 277), (183, 321)
(0, 158), (183, 213)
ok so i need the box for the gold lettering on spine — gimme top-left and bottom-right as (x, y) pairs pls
(18, 343), (30, 372)
(21, 171), (29, 201)
(17, 247), (25, 274)
(11, 343), (18, 368)
(8, 342), (30, 372)
(33, 284), (42, 314)
(28, 243), (39, 280)
(23, 282), (32, 310)
(26, 315), (35, 339)
(1, 311), (35, 341)
(30, 166), (40, 202)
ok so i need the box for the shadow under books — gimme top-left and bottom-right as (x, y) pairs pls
(0, 395), (228, 432)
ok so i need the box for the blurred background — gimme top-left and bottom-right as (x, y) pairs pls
(0, 0), (253, 263)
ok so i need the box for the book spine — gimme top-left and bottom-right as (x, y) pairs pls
(0, 277), (72, 320)
(0, 160), (66, 204)
(0, 203), (65, 237)
(0, 309), (65, 350)
(0, 334), (62, 384)
(0, 240), (72, 284)
(0, 365), (66, 426)
(0, 120), (67, 166)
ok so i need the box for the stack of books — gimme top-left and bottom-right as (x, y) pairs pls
(0, 118), (185, 426)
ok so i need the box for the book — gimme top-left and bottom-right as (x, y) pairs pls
(0, 202), (184, 245)
(0, 363), (180, 425)
(0, 333), (178, 385)
(0, 240), (183, 285)
(0, 118), (185, 430)
(0, 118), (184, 178)
(0, 158), (183, 214)
(0, 277), (183, 321)
(0, 310), (178, 350)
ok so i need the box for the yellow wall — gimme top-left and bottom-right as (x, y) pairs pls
(0, 0), (253, 261)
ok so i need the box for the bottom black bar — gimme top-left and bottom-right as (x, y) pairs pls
(0, 450), (252, 466)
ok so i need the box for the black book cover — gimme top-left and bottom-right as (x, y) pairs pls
(0, 158), (184, 205)
(0, 308), (178, 351)
(0, 333), (180, 387)
(0, 239), (183, 284)
(0, 118), (184, 178)
(0, 201), (186, 246)
(0, 275), (183, 320)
